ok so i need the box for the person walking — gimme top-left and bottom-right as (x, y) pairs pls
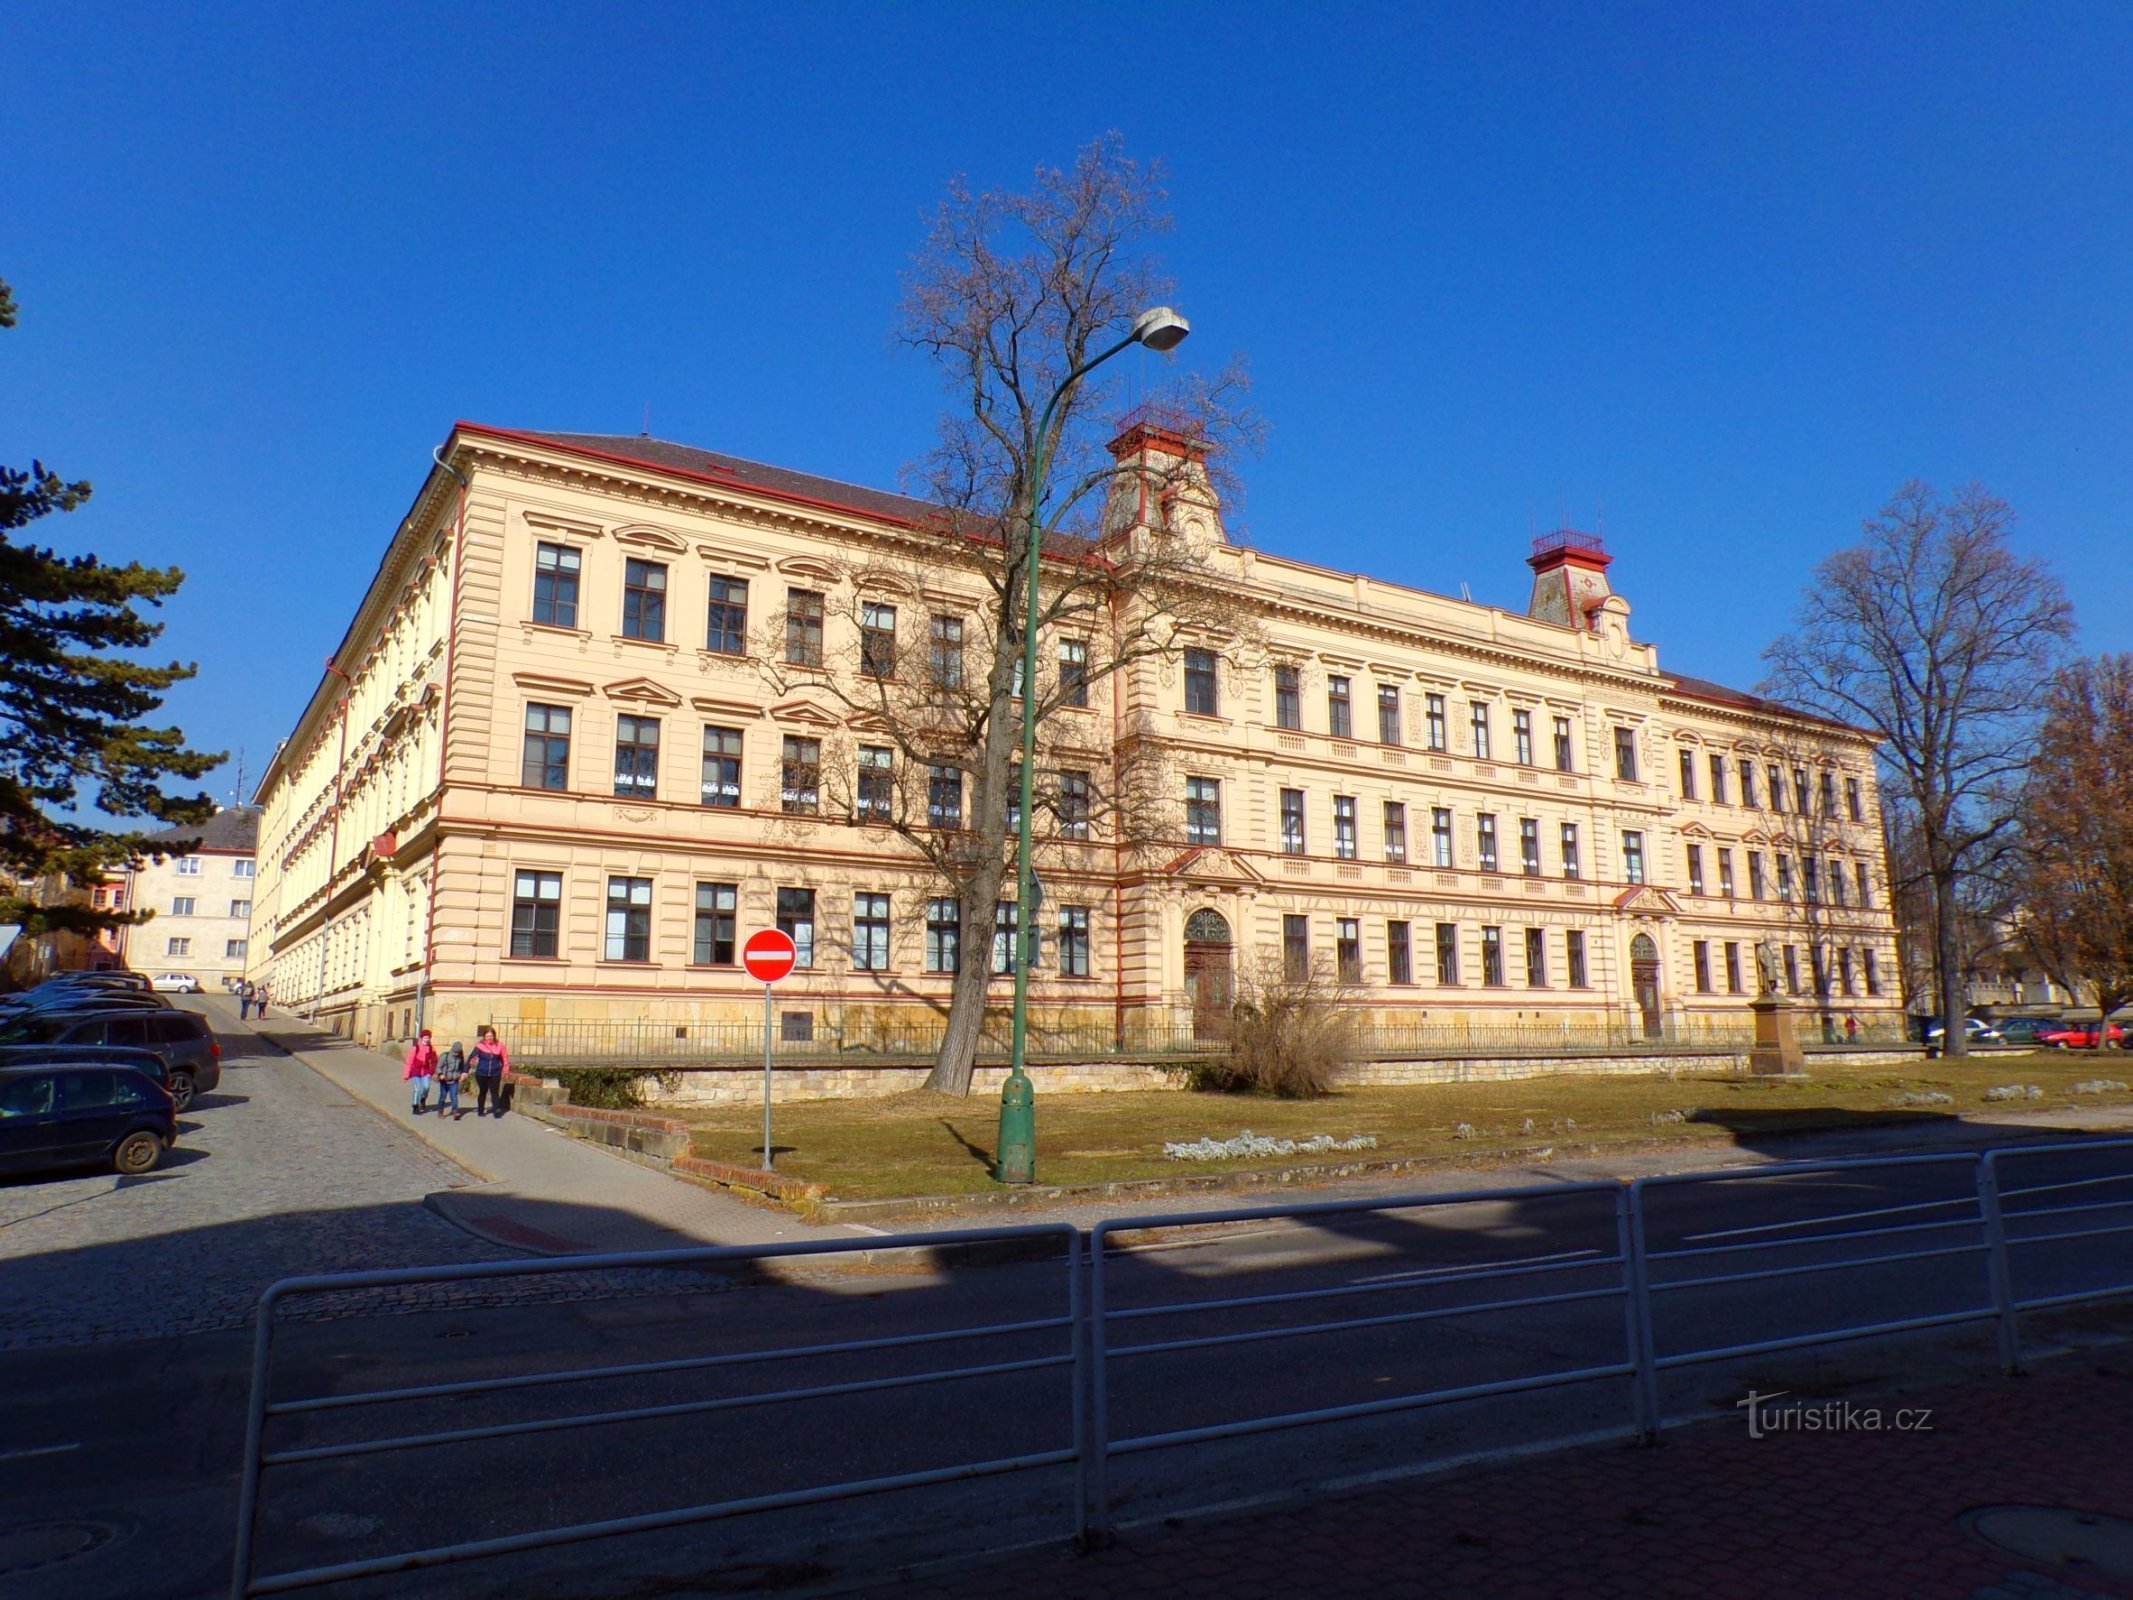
(237, 979), (254, 1021)
(1844, 1013), (1860, 1044)
(403, 1029), (438, 1116)
(470, 1025), (511, 1118)
(255, 983), (270, 1020)
(435, 1041), (467, 1120)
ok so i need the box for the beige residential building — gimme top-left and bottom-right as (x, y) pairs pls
(248, 421), (1901, 1053)
(122, 807), (261, 987)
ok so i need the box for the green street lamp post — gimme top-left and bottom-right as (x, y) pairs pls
(1004, 307), (1190, 1157)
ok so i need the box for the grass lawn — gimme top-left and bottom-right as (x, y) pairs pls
(673, 1052), (2133, 1201)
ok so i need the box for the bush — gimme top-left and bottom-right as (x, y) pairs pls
(547, 1066), (679, 1110)
(1188, 964), (1357, 1097)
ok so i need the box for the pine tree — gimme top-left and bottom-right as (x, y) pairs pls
(0, 273), (221, 941)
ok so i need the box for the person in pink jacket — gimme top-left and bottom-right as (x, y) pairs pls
(469, 1025), (511, 1118)
(403, 1029), (439, 1115)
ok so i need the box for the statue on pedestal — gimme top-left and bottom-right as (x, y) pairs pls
(1748, 940), (1804, 1077)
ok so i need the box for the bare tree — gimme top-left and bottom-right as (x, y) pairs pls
(781, 137), (1254, 1094)
(2015, 656), (2133, 1042)
(1762, 482), (2073, 1055)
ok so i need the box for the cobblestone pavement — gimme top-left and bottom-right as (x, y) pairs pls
(895, 1359), (2133, 1600)
(0, 1023), (697, 1348)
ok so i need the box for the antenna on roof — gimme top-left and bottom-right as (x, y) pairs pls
(641, 401), (651, 438)
(1459, 582), (1472, 603)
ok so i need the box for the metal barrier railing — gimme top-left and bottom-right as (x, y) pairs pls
(230, 1138), (2133, 1594)
(1086, 1181), (1636, 1537)
(230, 1225), (1083, 1599)
(1986, 1137), (2133, 1342)
(1628, 1152), (2000, 1374)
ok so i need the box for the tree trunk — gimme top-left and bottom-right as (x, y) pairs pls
(1934, 865), (1967, 1058)
(923, 810), (1011, 1094)
(926, 942), (995, 1094)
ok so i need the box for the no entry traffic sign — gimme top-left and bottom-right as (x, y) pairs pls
(744, 928), (799, 1173)
(743, 928), (798, 984)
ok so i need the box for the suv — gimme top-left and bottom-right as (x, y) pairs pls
(0, 1012), (220, 1110)
(0, 1064), (175, 1178)
(0, 1044), (174, 1097)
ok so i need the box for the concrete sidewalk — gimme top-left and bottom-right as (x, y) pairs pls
(198, 998), (846, 1254)
(895, 1356), (2133, 1600)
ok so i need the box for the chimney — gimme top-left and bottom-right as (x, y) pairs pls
(1526, 529), (1614, 631)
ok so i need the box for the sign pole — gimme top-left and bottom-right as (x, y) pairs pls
(762, 981), (774, 1173)
(741, 927), (798, 1175)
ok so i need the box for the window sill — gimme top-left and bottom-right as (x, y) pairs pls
(524, 621), (593, 640)
(502, 954), (566, 963)
(611, 635), (680, 653)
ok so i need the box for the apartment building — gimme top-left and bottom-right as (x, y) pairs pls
(123, 807), (260, 987)
(248, 421), (1900, 1049)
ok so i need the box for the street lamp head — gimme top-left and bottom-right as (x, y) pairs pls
(1130, 306), (1191, 353)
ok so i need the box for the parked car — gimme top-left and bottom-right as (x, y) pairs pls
(0, 1011), (220, 1110)
(1924, 1017), (2006, 1046)
(0, 1044), (173, 1097)
(148, 973), (202, 994)
(0, 1063), (175, 1178)
(0, 989), (170, 1022)
(1989, 1016), (2065, 1048)
(32, 972), (150, 998)
(2037, 1021), (2128, 1050)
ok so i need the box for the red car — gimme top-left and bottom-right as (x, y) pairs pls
(2037, 1021), (2127, 1050)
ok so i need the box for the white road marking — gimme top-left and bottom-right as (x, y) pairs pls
(841, 1222), (889, 1236)
(1354, 1247), (1603, 1284)
(0, 1442), (81, 1463)
(1682, 1192), (1977, 1243)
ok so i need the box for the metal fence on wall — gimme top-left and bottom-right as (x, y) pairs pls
(504, 1010), (1912, 1067)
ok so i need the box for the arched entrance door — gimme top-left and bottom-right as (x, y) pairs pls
(1630, 932), (1662, 1039)
(1183, 910), (1234, 1042)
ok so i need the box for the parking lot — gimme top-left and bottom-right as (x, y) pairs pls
(0, 1005), (505, 1348)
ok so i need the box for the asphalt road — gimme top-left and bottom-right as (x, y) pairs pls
(2, 1017), (2130, 1600)
(227, 1139), (2133, 1600)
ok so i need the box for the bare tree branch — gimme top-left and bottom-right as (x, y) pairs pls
(1761, 481), (2073, 1054)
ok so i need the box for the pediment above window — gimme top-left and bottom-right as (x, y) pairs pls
(612, 524), (690, 555)
(767, 697), (842, 729)
(694, 545), (772, 573)
(689, 695), (764, 720)
(511, 670), (596, 699)
(777, 556), (839, 582)
(1159, 845), (1267, 885)
(524, 511), (604, 540)
(602, 676), (684, 708)
(1613, 885), (1684, 915)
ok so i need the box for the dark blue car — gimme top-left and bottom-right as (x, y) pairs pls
(0, 1064), (176, 1178)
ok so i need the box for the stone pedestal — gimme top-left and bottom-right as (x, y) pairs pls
(1748, 994), (1807, 1077)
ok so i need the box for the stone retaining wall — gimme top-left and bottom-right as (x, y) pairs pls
(636, 1046), (1926, 1106)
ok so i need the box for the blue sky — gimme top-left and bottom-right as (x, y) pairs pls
(7, 2), (2130, 801)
